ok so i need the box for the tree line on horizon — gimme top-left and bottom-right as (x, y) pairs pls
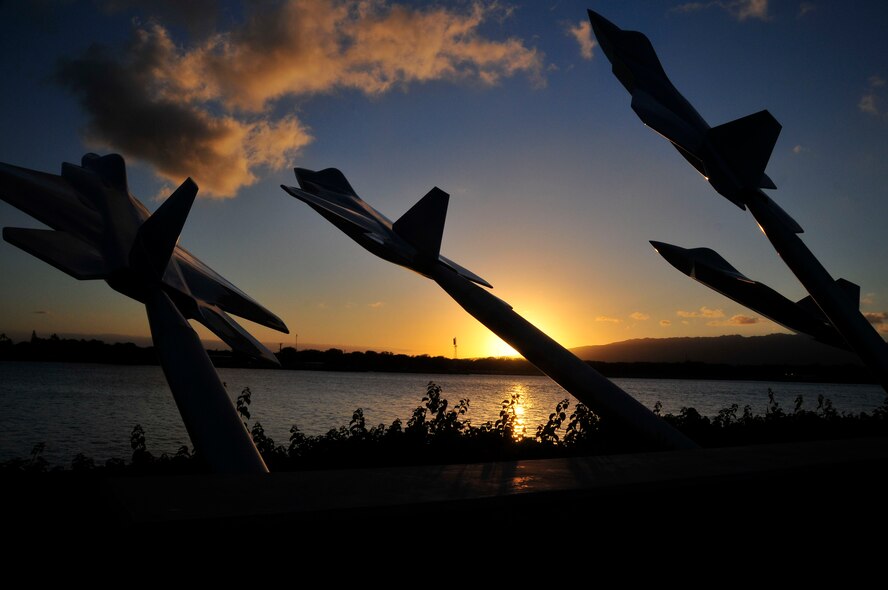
(0, 332), (876, 383)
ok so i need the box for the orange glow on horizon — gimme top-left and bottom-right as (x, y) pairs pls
(484, 334), (520, 358)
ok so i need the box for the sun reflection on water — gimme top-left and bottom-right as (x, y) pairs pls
(507, 383), (531, 440)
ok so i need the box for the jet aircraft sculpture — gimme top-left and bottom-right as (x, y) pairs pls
(588, 10), (888, 390)
(282, 168), (492, 289)
(587, 9), (784, 214)
(283, 168), (697, 450)
(1, 153), (287, 473)
(650, 241), (850, 350)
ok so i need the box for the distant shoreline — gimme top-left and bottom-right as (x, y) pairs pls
(0, 333), (877, 384)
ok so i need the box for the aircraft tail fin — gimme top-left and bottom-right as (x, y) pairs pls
(393, 187), (449, 261)
(3, 227), (110, 280)
(707, 110), (781, 190)
(132, 178), (198, 278)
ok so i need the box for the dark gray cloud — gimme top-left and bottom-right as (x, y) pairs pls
(56, 25), (309, 196)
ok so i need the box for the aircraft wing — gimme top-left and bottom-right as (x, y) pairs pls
(0, 161), (103, 244)
(439, 255), (493, 289)
(630, 91), (703, 158)
(170, 246), (289, 333)
(281, 184), (381, 236)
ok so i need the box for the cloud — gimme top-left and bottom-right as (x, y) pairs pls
(660, 319), (672, 327)
(57, 1), (544, 197)
(368, 301), (385, 309)
(865, 312), (887, 325)
(733, 0), (770, 20)
(151, 184), (178, 203)
(859, 75), (888, 120)
(865, 312), (888, 334)
(862, 292), (876, 305)
(32, 310), (49, 315)
(859, 94), (880, 115)
(677, 306), (725, 318)
(798, 2), (815, 17)
(56, 26), (312, 197)
(630, 312), (650, 321)
(595, 316), (622, 323)
(792, 144), (805, 154)
(708, 314), (759, 326)
(672, 2), (708, 13)
(672, 1), (771, 21)
(566, 20), (596, 60)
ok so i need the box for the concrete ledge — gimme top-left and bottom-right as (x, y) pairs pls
(7, 437), (888, 543)
(104, 437), (888, 530)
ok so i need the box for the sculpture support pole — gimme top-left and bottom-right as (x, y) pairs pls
(146, 288), (269, 474)
(747, 196), (888, 392)
(431, 266), (698, 451)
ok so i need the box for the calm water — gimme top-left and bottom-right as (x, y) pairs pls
(1, 361), (884, 466)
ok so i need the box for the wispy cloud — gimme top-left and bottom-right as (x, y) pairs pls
(660, 319), (672, 327)
(630, 312), (650, 321)
(368, 301), (385, 309)
(862, 292), (876, 306)
(672, 0), (771, 22)
(595, 316), (622, 323)
(859, 75), (888, 120)
(566, 19), (596, 60)
(677, 306), (725, 318)
(57, 1), (543, 197)
(792, 144), (806, 155)
(798, 2), (816, 17)
(32, 310), (50, 315)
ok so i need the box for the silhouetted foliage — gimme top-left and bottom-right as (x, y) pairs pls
(236, 386), (252, 429)
(3, 382), (888, 475)
(536, 398), (569, 444)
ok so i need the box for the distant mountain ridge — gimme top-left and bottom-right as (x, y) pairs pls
(570, 334), (863, 366)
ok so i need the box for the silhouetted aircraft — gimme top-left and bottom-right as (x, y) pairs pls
(650, 240), (853, 350)
(590, 10), (888, 390)
(285, 167), (695, 449)
(588, 10), (789, 216)
(282, 167), (492, 288)
(0, 153), (288, 364)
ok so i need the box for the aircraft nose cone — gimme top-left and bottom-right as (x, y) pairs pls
(650, 240), (694, 276)
(587, 9), (620, 42)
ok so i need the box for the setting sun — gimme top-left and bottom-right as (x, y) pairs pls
(486, 334), (520, 358)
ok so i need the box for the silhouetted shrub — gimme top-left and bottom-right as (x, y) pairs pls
(3, 383), (887, 475)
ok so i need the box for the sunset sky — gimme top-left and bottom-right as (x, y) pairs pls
(1, 0), (886, 358)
